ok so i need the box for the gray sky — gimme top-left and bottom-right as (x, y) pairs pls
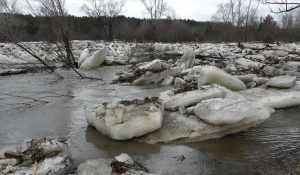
(65, 0), (276, 21)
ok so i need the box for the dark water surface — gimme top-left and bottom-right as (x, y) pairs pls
(0, 66), (299, 175)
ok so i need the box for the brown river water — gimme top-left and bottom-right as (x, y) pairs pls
(0, 66), (299, 175)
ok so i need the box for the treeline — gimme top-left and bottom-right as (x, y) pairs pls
(1, 13), (300, 43)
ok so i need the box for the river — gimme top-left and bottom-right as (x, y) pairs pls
(0, 66), (299, 175)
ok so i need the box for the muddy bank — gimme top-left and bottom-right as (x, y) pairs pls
(0, 66), (300, 174)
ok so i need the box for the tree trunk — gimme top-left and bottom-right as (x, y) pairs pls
(151, 21), (156, 42)
(109, 22), (113, 41)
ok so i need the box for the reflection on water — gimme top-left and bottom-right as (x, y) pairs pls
(0, 66), (300, 174)
(85, 126), (161, 157)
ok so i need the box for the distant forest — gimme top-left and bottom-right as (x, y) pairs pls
(1, 13), (300, 43)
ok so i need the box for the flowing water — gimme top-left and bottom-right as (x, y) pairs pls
(0, 66), (299, 175)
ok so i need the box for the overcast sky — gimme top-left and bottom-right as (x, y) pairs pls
(65, 0), (277, 21)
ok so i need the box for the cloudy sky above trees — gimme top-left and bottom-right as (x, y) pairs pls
(65, 0), (275, 21)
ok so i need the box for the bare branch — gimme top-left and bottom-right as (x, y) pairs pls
(0, 30), (64, 79)
(259, 0), (300, 13)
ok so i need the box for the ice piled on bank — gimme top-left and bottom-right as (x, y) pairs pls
(84, 97), (164, 140)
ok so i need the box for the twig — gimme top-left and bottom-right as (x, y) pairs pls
(32, 161), (38, 175)
(219, 53), (224, 60)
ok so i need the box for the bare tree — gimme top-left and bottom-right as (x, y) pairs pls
(26, 0), (77, 68)
(244, 0), (259, 41)
(0, 0), (25, 40)
(294, 9), (300, 28)
(81, 0), (125, 41)
(140, 0), (169, 41)
(212, 3), (232, 41)
(259, 0), (300, 13)
(212, 0), (259, 41)
(281, 12), (295, 41)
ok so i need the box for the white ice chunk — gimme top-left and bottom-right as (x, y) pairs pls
(245, 54), (266, 61)
(198, 66), (246, 91)
(0, 158), (20, 166)
(137, 109), (271, 144)
(114, 153), (134, 165)
(194, 98), (273, 125)
(174, 77), (186, 88)
(263, 50), (289, 57)
(85, 98), (164, 140)
(253, 77), (269, 86)
(160, 85), (226, 111)
(239, 86), (300, 109)
(139, 59), (171, 71)
(235, 58), (264, 68)
(80, 46), (109, 69)
(154, 43), (166, 51)
(177, 48), (195, 69)
(113, 57), (129, 65)
(105, 103), (125, 126)
(132, 67), (181, 85)
(0, 147), (17, 159)
(262, 66), (283, 76)
(160, 75), (174, 85)
(78, 48), (89, 67)
(234, 74), (257, 84)
(266, 76), (297, 88)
